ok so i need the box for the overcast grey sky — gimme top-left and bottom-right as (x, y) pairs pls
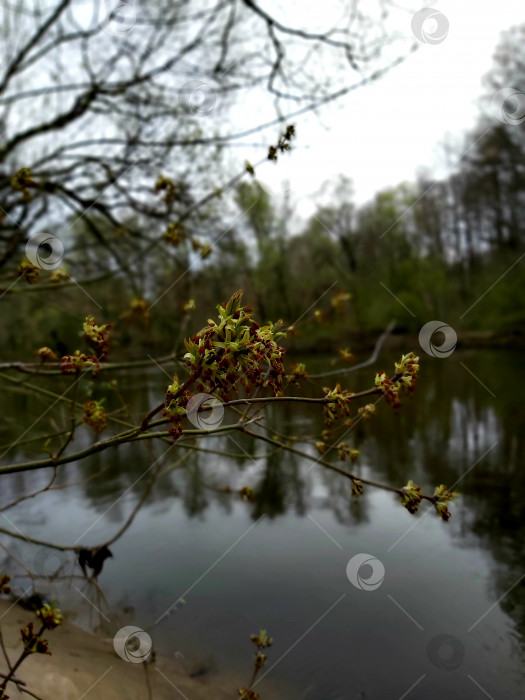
(243, 0), (524, 217)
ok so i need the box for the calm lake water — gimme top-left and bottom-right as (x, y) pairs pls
(1, 348), (524, 699)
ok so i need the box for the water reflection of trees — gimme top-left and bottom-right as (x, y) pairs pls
(1, 352), (524, 645)
(351, 350), (525, 648)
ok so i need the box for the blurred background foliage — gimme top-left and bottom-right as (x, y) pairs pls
(2, 18), (525, 360)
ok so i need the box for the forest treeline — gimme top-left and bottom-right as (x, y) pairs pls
(3, 22), (525, 359)
(194, 22), (525, 347)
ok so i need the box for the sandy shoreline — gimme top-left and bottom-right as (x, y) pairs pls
(0, 599), (282, 699)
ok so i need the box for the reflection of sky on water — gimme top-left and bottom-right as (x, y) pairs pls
(3, 485), (522, 699)
(1, 350), (524, 698)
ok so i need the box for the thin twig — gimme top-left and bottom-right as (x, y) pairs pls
(308, 320), (396, 378)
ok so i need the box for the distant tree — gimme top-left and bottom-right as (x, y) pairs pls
(0, 0), (418, 296)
